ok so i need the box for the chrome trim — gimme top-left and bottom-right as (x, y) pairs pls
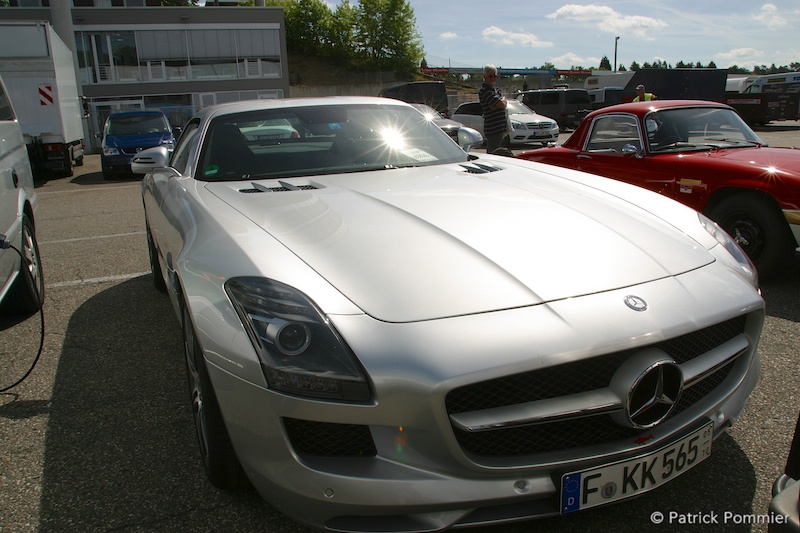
(449, 389), (622, 432)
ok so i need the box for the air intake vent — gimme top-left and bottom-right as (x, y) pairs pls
(459, 162), (504, 174)
(240, 181), (318, 193)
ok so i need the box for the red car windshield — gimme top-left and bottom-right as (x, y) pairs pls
(643, 107), (764, 153)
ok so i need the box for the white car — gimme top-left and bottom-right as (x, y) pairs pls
(452, 99), (559, 146)
(133, 96), (764, 532)
(0, 74), (43, 316)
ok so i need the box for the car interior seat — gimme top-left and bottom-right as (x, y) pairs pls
(206, 123), (257, 179)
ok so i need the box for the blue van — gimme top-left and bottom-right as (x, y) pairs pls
(99, 110), (181, 180)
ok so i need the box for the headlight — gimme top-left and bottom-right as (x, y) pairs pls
(102, 147), (120, 156)
(226, 277), (372, 402)
(699, 213), (758, 287)
(511, 120), (525, 130)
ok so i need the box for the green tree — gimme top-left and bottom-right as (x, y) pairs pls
(325, 0), (359, 62)
(598, 55), (612, 70)
(629, 61), (641, 71)
(284, 0), (331, 55)
(355, 0), (423, 74)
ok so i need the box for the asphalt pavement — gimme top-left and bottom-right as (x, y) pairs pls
(1, 121), (799, 533)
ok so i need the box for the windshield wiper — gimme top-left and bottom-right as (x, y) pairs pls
(704, 138), (762, 147)
(651, 141), (704, 152)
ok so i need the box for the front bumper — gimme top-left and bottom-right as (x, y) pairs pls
(200, 266), (764, 532)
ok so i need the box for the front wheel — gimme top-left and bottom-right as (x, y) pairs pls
(183, 303), (244, 490)
(708, 194), (792, 279)
(2, 215), (44, 316)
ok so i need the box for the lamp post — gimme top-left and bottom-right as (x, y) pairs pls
(614, 36), (620, 71)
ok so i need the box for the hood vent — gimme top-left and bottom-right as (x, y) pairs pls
(240, 181), (319, 194)
(459, 162), (504, 174)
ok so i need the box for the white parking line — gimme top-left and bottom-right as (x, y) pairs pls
(41, 231), (145, 245)
(47, 272), (151, 289)
(36, 184), (141, 195)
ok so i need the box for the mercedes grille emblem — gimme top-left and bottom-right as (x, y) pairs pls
(627, 360), (683, 429)
(624, 295), (648, 312)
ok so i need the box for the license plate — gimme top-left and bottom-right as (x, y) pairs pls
(561, 421), (713, 514)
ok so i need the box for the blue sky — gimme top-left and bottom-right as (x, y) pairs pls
(325, 0), (799, 71)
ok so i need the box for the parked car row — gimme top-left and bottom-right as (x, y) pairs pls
(378, 80), (565, 148)
(452, 99), (559, 146)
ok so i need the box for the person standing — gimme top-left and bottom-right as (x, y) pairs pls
(633, 84), (657, 102)
(479, 64), (509, 153)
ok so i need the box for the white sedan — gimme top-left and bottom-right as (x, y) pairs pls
(452, 99), (559, 146)
(133, 96), (764, 532)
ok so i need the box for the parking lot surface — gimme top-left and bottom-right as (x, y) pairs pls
(1, 121), (799, 532)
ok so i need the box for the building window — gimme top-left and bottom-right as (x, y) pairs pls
(76, 27), (282, 84)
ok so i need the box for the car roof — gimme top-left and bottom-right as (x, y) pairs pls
(585, 99), (733, 120)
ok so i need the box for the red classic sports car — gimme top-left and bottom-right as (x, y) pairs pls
(517, 100), (800, 278)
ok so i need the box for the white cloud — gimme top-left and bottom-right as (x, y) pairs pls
(439, 31), (458, 40)
(547, 4), (667, 39)
(551, 52), (590, 69)
(715, 47), (765, 67)
(481, 26), (553, 48)
(754, 4), (789, 30)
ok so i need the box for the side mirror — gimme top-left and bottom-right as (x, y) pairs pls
(131, 146), (172, 175)
(172, 126), (183, 139)
(621, 144), (643, 158)
(458, 127), (483, 152)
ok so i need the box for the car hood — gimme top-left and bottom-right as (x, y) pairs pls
(509, 113), (552, 124)
(205, 161), (713, 323)
(104, 132), (171, 149)
(671, 145), (800, 175)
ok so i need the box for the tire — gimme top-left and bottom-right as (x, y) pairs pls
(75, 156), (84, 167)
(183, 303), (244, 490)
(2, 215), (44, 316)
(708, 193), (792, 279)
(146, 224), (167, 293)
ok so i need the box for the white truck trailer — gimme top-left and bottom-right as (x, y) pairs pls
(0, 20), (85, 179)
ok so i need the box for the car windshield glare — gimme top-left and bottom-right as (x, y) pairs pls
(645, 107), (764, 153)
(197, 104), (469, 181)
(108, 115), (169, 135)
(507, 100), (533, 114)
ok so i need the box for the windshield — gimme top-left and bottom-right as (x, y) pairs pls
(645, 107), (764, 153)
(107, 114), (169, 136)
(198, 104), (469, 181)
(507, 100), (534, 114)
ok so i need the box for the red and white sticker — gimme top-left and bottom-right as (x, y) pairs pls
(39, 84), (54, 106)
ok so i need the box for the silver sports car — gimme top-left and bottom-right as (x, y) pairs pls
(134, 97), (764, 532)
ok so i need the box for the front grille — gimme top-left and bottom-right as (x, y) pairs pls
(447, 315), (748, 458)
(283, 418), (377, 457)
